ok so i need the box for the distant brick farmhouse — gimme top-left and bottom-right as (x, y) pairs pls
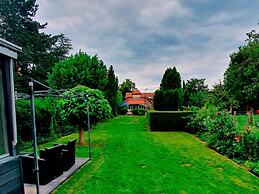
(124, 90), (154, 110)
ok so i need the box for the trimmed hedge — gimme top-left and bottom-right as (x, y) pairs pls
(147, 111), (193, 131)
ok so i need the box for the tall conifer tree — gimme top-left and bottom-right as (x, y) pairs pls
(105, 65), (119, 116)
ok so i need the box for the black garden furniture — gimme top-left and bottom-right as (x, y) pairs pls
(21, 154), (51, 185)
(39, 145), (63, 179)
(55, 139), (77, 171)
(20, 140), (77, 186)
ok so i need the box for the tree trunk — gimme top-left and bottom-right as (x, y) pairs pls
(79, 127), (85, 145)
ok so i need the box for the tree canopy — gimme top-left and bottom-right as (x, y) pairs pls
(183, 78), (208, 107)
(224, 30), (259, 109)
(48, 51), (108, 91)
(0, 0), (72, 89)
(119, 79), (136, 99)
(154, 66), (183, 111)
(60, 86), (112, 144)
(104, 65), (119, 116)
(160, 67), (181, 90)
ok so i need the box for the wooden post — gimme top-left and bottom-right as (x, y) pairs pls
(233, 111), (237, 125)
(246, 111), (250, 126)
(79, 127), (85, 145)
(250, 108), (253, 126)
(247, 110), (253, 126)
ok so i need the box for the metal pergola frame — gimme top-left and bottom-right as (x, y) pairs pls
(18, 78), (92, 194)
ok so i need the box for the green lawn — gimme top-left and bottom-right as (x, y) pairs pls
(49, 116), (258, 194)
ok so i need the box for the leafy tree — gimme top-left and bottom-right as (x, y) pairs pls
(183, 78), (208, 107)
(224, 30), (259, 110)
(48, 52), (108, 91)
(104, 65), (119, 116)
(189, 91), (208, 108)
(119, 79), (136, 99)
(206, 81), (238, 110)
(0, 0), (72, 90)
(60, 86), (112, 145)
(160, 66), (181, 90)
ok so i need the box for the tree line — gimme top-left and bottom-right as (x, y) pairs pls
(154, 28), (259, 111)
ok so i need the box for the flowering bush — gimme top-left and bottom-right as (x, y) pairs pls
(188, 106), (259, 162)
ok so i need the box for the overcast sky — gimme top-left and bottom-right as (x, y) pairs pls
(36, 0), (259, 92)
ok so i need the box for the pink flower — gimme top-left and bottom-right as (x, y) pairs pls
(235, 134), (241, 142)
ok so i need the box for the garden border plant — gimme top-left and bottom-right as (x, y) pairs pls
(188, 106), (259, 176)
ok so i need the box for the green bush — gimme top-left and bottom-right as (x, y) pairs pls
(132, 108), (146, 115)
(16, 98), (53, 141)
(16, 98), (76, 151)
(148, 111), (193, 131)
(187, 106), (219, 135)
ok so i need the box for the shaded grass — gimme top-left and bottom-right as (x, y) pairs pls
(51, 116), (258, 193)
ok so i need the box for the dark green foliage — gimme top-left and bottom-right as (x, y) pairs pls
(48, 52), (107, 91)
(160, 67), (181, 90)
(60, 85), (112, 127)
(188, 107), (259, 162)
(189, 91), (208, 108)
(224, 30), (259, 109)
(104, 65), (119, 116)
(153, 89), (183, 111)
(183, 78), (208, 107)
(207, 81), (228, 109)
(0, 0), (72, 90)
(16, 99), (52, 141)
(147, 111), (193, 131)
(132, 108), (146, 115)
(154, 66), (183, 111)
(119, 79), (136, 99)
(15, 98), (74, 150)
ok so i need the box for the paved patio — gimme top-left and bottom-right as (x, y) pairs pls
(24, 158), (90, 194)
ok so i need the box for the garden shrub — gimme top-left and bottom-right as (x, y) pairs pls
(148, 111), (193, 131)
(16, 97), (76, 151)
(132, 108), (146, 115)
(188, 106), (259, 163)
(204, 111), (238, 157)
(16, 98), (57, 150)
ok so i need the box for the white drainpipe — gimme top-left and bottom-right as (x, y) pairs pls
(10, 59), (17, 145)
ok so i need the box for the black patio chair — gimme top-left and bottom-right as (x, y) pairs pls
(20, 154), (51, 185)
(54, 139), (77, 171)
(39, 145), (63, 179)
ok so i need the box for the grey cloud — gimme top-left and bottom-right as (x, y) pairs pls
(36, 0), (259, 92)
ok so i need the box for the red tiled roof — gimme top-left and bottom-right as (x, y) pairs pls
(125, 98), (145, 105)
(125, 92), (132, 98)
